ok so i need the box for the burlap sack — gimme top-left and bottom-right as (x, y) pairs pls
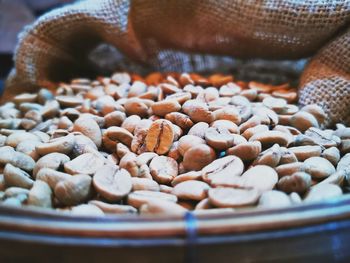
(5, 0), (350, 127)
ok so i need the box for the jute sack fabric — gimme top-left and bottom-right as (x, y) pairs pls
(5, 0), (350, 127)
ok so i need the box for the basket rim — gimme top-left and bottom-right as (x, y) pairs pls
(0, 194), (350, 239)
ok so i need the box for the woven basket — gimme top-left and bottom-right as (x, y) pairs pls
(1, 195), (350, 262)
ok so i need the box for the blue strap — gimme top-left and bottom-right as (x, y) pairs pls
(184, 212), (198, 263)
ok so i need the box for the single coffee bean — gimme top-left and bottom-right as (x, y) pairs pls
(151, 100), (181, 116)
(93, 165), (132, 201)
(127, 190), (177, 208)
(140, 199), (187, 215)
(205, 127), (235, 150)
(303, 157), (335, 179)
(73, 116), (102, 148)
(33, 152), (70, 177)
(226, 141), (262, 161)
(277, 172), (312, 194)
(145, 119), (174, 154)
(240, 165), (278, 192)
(249, 130), (293, 148)
(183, 144), (216, 171)
(55, 174), (92, 205)
(36, 134), (75, 156)
(64, 153), (105, 175)
(288, 145), (322, 161)
(36, 168), (71, 189)
(165, 112), (194, 130)
(253, 144), (281, 167)
(202, 156), (244, 186)
(304, 183), (342, 203)
(258, 190), (292, 208)
(208, 188), (260, 208)
(172, 180), (210, 201)
(88, 200), (137, 214)
(3, 163), (34, 189)
(131, 177), (160, 191)
(70, 204), (104, 216)
(149, 156), (178, 184)
(171, 171), (202, 186)
(27, 180), (52, 208)
(188, 122), (209, 139)
(0, 146), (37, 173)
(178, 135), (206, 156)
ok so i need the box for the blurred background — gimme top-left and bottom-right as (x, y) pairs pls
(0, 0), (73, 89)
(0, 0), (306, 93)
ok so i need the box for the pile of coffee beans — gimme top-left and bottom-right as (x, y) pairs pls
(0, 72), (349, 216)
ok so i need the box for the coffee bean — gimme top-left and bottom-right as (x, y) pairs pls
(73, 116), (102, 148)
(202, 156), (244, 186)
(277, 172), (312, 194)
(127, 190), (177, 208)
(27, 180), (52, 208)
(88, 200), (137, 214)
(140, 199), (187, 215)
(183, 144), (216, 171)
(208, 188), (260, 208)
(4, 163), (34, 189)
(149, 156), (178, 184)
(145, 119), (174, 154)
(64, 153), (105, 175)
(258, 190), (292, 208)
(172, 180), (210, 201)
(55, 174), (92, 205)
(93, 165), (132, 201)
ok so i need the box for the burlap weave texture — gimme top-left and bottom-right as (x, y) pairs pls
(5, 0), (350, 126)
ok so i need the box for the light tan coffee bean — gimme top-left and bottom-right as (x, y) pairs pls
(291, 111), (319, 132)
(36, 134), (75, 156)
(183, 144), (216, 171)
(127, 190), (177, 208)
(0, 146), (35, 172)
(213, 107), (241, 125)
(70, 204), (104, 216)
(242, 125), (269, 140)
(277, 172), (312, 194)
(122, 115), (141, 134)
(253, 144), (281, 167)
(303, 157), (335, 179)
(119, 152), (139, 177)
(172, 180), (210, 201)
(56, 95), (83, 107)
(178, 135), (206, 156)
(16, 140), (41, 161)
(188, 122), (209, 139)
(249, 130), (293, 148)
(27, 180), (52, 208)
(226, 141), (262, 161)
(301, 105), (326, 125)
(208, 188), (260, 208)
(240, 165), (278, 192)
(182, 100), (214, 123)
(136, 152), (158, 166)
(88, 200), (137, 214)
(4, 187), (29, 199)
(145, 119), (174, 154)
(288, 146), (322, 161)
(171, 171), (202, 186)
(279, 147), (298, 164)
(151, 100), (181, 117)
(124, 98), (149, 117)
(131, 177), (160, 191)
(6, 132), (41, 148)
(304, 183), (342, 203)
(140, 199), (187, 216)
(210, 120), (239, 134)
(3, 163), (34, 189)
(275, 162), (304, 177)
(33, 153), (70, 177)
(54, 174), (92, 205)
(337, 153), (350, 172)
(104, 127), (134, 148)
(149, 156), (178, 184)
(319, 170), (346, 186)
(165, 112), (194, 130)
(36, 168), (71, 189)
(202, 156), (244, 186)
(73, 116), (102, 148)
(130, 127), (148, 154)
(64, 153), (105, 175)
(258, 190), (292, 208)
(204, 127), (235, 150)
(93, 165), (132, 201)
